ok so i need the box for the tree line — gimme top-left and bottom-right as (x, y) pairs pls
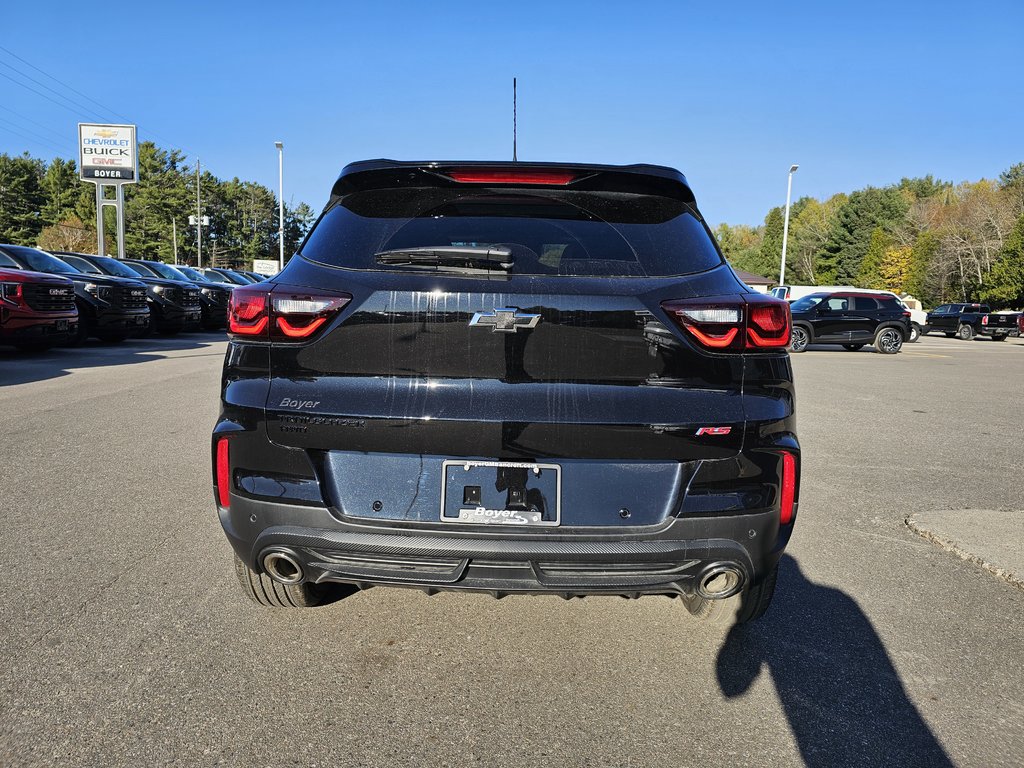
(716, 163), (1024, 308)
(0, 142), (317, 268)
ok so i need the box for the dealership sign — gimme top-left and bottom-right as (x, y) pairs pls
(78, 123), (137, 183)
(253, 259), (280, 275)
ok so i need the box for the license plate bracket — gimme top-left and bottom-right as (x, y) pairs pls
(440, 460), (561, 526)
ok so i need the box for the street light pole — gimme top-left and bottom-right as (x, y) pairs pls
(779, 164), (799, 287)
(275, 141), (285, 271)
(196, 158), (202, 268)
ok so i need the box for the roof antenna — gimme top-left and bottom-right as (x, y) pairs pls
(512, 77), (517, 162)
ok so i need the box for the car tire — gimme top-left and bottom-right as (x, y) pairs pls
(789, 326), (810, 353)
(919, 325), (930, 337)
(874, 327), (903, 354)
(957, 324), (974, 341)
(683, 565), (778, 625)
(842, 343), (865, 351)
(233, 554), (326, 608)
(909, 323), (921, 343)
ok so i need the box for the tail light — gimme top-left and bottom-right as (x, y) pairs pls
(779, 451), (797, 525)
(661, 294), (791, 351)
(981, 315), (988, 326)
(444, 168), (579, 185)
(215, 437), (231, 508)
(228, 284), (351, 341)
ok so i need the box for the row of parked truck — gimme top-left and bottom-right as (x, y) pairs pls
(0, 243), (265, 350)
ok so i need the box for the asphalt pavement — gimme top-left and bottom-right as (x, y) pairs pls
(1, 331), (1022, 767)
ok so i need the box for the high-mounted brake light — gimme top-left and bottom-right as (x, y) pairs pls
(215, 437), (231, 508)
(779, 451), (797, 525)
(446, 169), (579, 185)
(661, 295), (791, 351)
(227, 284), (351, 341)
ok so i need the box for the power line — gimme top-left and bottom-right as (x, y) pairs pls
(0, 121), (74, 157)
(0, 58), (110, 122)
(0, 44), (134, 124)
(2, 106), (78, 147)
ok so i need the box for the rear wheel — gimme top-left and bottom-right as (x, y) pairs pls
(789, 326), (810, 353)
(683, 565), (778, 625)
(842, 343), (865, 351)
(908, 323), (921, 343)
(874, 327), (903, 354)
(233, 554), (326, 608)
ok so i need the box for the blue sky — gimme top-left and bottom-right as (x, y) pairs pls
(2, 1), (1022, 225)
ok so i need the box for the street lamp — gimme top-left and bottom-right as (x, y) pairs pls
(275, 141), (285, 271)
(779, 163), (799, 287)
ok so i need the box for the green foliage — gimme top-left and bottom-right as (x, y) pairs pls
(819, 187), (910, 283)
(856, 227), (891, 288)
(3, 143), (315, 269)
(979, 213), (1024, 307)
(0, 153), (46, 244)
(714, 222), (764, 275)
(906, 231), (938, 303)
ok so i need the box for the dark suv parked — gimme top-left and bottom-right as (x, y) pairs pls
(0, 245), (149, 343)
(0, 267), (78, 350)
(213, 160), (799, 625)
(56, 252), (202, 335)
(124, 259), (230, 330)
(789, 291), (910, 353)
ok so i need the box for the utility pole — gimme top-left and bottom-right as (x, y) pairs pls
(779, 164), (799, 287)
(512, 77), (517, 162)
(196, 159), (202, 268)
(275, 141), (285, 271)
(172, 217), (178, 264)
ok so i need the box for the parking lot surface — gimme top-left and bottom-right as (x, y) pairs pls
(1, 333), (1023, 767)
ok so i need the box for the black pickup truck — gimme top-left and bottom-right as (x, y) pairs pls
(924, 303), (1021, 341)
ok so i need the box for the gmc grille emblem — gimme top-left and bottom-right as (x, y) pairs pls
(469, 307), (541, 333)
(49, 288), (67, 295)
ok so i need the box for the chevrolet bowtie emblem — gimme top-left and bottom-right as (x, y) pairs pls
(469, 307), (541, 333)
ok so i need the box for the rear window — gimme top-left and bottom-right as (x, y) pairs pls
(299, 189), (723, 277)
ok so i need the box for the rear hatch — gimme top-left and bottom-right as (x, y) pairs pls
(237, 163), (783, 527)
(982, 313), (1018, 331)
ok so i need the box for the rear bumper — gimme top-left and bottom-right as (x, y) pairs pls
(219, 495), (793, 597)
(979, 327), (1017, 337)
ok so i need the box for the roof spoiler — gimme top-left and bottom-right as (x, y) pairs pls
(329, 159), (697, 207)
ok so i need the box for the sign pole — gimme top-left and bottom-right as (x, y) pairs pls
(115, 184), (126, 259)
(95, 183), (106, 256)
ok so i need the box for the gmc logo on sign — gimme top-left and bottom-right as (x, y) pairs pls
(696, 427), (732, 436)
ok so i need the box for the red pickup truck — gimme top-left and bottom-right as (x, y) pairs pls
(0, 267), (79, 350)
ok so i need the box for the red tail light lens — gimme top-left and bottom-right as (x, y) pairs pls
(228, 285), (270, 336)
(215, 437), (231, 508)
(661, 295), (791, 351)
(446, 168), (579, 185)
(779, 451), (797, 525)
(981, 315), (988, 326)
(227, 284), (351, 341)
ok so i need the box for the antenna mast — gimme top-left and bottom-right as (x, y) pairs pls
(512, 77), (517, 162)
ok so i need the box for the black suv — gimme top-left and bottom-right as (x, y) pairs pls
(57, 253), (202, 334)
(213, 160), (799, 625)
(0, 245), (149, 343)
(124, 259), (231, 330)
(788, 291), (911, 353)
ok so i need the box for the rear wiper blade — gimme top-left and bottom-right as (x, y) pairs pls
(374, 245), (514, 271)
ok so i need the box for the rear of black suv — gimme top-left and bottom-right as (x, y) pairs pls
(213, 161), (799, 623)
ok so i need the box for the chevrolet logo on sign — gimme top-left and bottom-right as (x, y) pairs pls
(468, 308), (541, 333)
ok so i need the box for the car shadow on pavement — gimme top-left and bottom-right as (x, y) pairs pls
(0, 331), (225, 388)
(715, 555), (953, 768)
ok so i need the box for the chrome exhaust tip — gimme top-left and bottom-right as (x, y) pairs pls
(262, 551), (304, 585)
(697, 564), (745, 600)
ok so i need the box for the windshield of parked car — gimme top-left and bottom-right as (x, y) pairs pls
(177, 266), (209, 282)
(143, 262), (191, 281)
(2, 245), (81, 274)
(87, 256), (148, 279)
(300, 189), (724, 278)
(211, 269), (251, 285)
(123, 261), (160, 278)
(790, 294), (827, 311)
(60, 255), (104, 274)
